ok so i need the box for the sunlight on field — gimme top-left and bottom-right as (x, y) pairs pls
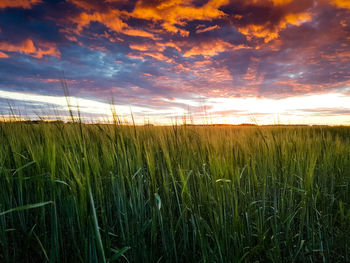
(1, 122), (349, 262)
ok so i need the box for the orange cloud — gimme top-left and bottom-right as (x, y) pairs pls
(73, 10), (127, 33)
(34, 42), (61, 58)
(68, 0), (100, 11)
(240, 0), (293, 6)
(183, 40), (250, 57)
(237, 12), (312, 42)
(0, 0), (41, 9)
(122, 29), (156, 38)
(130, 0), (229, 36)
(143, 52), (170, 61)
(271, 0), (293, 5)
(0, 39), (60, 58)
(69, 8), (157, 39)
(68, 0), (313, 44)
(0, 51), (9, 58)
(129, 43), (152, 52)
(196, 25), (220, 34)
(160, 41), (181, 51)
(129, 38), (248, 61)
(0, 39), (36, 54)
(329, 0), (350, 9)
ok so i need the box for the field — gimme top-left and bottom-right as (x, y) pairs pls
(0, 122), (349, 262)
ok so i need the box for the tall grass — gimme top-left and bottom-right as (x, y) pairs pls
(0, 122), (349, 262)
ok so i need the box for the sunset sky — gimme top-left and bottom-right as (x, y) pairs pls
(0, 0), (349, 124)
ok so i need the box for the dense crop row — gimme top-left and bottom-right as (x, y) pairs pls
(0, 122), (349, 262)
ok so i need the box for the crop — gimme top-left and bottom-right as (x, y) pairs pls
(0, 121), (349, 262)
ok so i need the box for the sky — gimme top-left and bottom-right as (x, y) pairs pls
(0, 0), (349, 125)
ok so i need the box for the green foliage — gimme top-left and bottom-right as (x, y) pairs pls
(0, 122), (349, 262)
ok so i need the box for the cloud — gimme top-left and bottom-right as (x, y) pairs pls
(127, 41), (181, 62)
(68, 9), (158, 40)
(222, 0), (314, 43)
(59, 0), (316, 44)
(0, 51), (9, 58)
(71, 9), (126, 33)
(183, 39), (250, 57)
(0, 0), (41, 9)
(237, 12), (312, 42)
(129, 0), (229, 36)
(196, 25), (220, 34)
(271, 0), (293, 5)
(299, 107), (350, 115)
(329, 0), (350, 9)
(0, 0), (349, 124)
(0, 39), (60, 58)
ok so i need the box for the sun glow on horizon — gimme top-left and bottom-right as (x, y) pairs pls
(1, 89), (349, 125)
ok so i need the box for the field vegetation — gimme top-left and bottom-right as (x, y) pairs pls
(0, 121), (349, 262)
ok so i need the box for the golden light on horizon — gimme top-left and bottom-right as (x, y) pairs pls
(1, 89), (349, 125)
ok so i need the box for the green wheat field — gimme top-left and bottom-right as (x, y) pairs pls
(0, 121), (349, 262)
